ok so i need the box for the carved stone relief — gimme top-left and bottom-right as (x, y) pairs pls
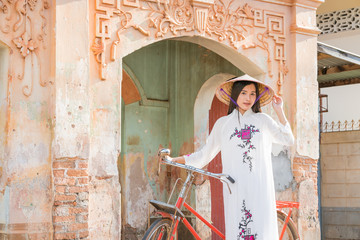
(93, 0), (288, 95)
(0, 0), (50, 97)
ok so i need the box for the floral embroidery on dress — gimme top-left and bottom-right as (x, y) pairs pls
(230, 125), (260, 171)
(237, 200), (258, 240)
(229, 127), (242, 140)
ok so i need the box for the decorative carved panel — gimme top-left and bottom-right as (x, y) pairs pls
(93, 0), (288, 94)
(92, 0), (149, 80)
(0, 0), (50, 97)
(253, 9), (287, 94)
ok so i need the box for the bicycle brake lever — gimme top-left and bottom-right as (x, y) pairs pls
(218, 177), (232, 194)
(225, 181), (232, 194)
(226, 175), (235, 184)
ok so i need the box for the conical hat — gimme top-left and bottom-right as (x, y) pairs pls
(215, 74), (275, 107)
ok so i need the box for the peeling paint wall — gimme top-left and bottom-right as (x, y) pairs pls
(0, 45), (8, 172)
(0, 45), (9, 225)
(272, 150), (294, 192)
(0, 0), (53, 237)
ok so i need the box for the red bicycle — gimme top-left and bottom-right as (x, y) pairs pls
(143, 149), (300, 240)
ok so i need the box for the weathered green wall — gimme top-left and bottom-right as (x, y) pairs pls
(120, 39), (243, 238)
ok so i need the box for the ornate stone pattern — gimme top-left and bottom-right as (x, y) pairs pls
(253, 8), (287, 94)
(205, 3), (287, 94)
(93, 0), (287, 94)
(0, 0), (50, 97)
(317, 8), (360, 35)
(92, 0), (150, 80)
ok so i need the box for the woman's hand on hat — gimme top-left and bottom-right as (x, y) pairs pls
(272, 95), (283, 111)
(272, 95), (288, 125)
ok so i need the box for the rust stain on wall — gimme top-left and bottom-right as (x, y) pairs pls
(121, 153), (153, 235)
(91, 108), (110, 122)
(126, 136), (140, 146)
(94, 175), (113, 180)
(0, 177), (10, 195)
(5, 165), (48, 183)
(179, 138), (194, 156)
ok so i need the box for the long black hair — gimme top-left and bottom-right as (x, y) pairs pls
(227, 80), (261, 115)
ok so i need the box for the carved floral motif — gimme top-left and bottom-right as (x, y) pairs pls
(13, 32), (38, 57)
(142, 0), (194, 38)
(0, 0), (49, 97)
(27, 0), (38, 11)
(0, 0), (8, 13)
(93, 0), (288, 94)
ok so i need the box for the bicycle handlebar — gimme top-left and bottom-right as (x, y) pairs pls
(159, 149), (235, 193)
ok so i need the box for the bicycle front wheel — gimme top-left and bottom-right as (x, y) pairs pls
(142, 218), (178, 240)
(277, 211), (300, 240)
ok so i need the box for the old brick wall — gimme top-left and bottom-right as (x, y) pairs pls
(321, 130), (360, 240)
(293, 156), (318, 192)
(53, 158), (89, 239)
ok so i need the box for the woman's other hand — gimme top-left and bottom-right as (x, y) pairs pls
(272, 95), (287, 126)
(272, 95), (283, 112)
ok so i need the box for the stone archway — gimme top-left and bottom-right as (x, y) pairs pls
(90, 0), (289, 94)
(118, 39), (246, 238)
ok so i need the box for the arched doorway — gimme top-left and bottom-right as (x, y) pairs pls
(119, 39), (245, 239)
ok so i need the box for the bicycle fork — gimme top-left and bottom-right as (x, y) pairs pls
(168, 172), (195, 240)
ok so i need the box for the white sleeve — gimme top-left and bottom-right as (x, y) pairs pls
(263, 114), (294, 146)
(183, 118), (222, 169)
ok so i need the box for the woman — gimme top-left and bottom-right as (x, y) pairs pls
(171, 74), (294, 240)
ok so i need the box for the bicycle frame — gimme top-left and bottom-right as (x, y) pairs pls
(151, 199), (300, 240)
(152, 150), (233, 240)
(276, 201), (300, 240)
(166, 172), (225, 240)
(149, 149), (299, 240)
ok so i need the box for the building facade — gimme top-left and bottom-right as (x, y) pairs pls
(0, 0), (323, 239)
(317, 1), (360, 239)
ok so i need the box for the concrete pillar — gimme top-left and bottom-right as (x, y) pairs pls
(290, 1), (324, 239)
(53, 0), (122, 238)
(52, 0), (91, 239)
(87, 60), (122, 239)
